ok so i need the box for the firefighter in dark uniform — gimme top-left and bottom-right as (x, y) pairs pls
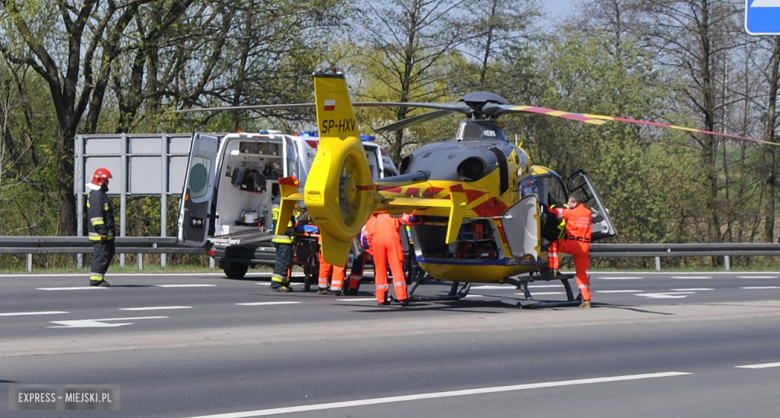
(270, 195), (298, 292)
(86, 168), (116, 287)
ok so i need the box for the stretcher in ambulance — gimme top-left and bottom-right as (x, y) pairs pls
(177, 131), (397, 279)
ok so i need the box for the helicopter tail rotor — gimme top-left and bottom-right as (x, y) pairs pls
(277, 71), (379, 265)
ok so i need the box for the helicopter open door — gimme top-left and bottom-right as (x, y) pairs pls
(177, 133), (220, 246)
(502, 194), (540, 259)
(567, 170), (617, 241)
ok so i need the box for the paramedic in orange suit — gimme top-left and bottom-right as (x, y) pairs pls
(317, 248), (347, 296)
(369, 212), (409, 305)
(544, 190), (593, 309)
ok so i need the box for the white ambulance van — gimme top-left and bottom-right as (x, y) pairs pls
(177, 131), (397, 279)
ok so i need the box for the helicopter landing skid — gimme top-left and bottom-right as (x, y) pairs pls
(405, 281), (472, 302)
(505, 273), (579, 309)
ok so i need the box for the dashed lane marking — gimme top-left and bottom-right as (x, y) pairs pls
(737, 275), (778, 279)
(596, 290), (643, 294)
(635, 292), (696, 299)
(515, 292), (564, 296)
(670, 288), (714, 291)
(595, 277), (644, 280)
(670, 276), (712, 280)
(183, 372), (691, 418)
(235, 302), (302, 306)
(736, 362), (780, 369)
(119, 306), (192, 311)
(37, 286), (108, 291)
(154, 284), (216, 288)
(741, 286), (780, 290)
(472, 285), (519, 289)
(0, 311), (68, 317)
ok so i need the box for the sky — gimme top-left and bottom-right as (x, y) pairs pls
(541, 0), (578, 26)
(544, 0), (576, 16)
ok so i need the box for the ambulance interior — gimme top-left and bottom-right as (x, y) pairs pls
(212, 138), (291, 237)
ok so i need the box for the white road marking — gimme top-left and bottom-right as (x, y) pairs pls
(596, 290), (642, 294)
(183, 372), (691, 418)
(472, 285), (517, 289)
(38, 286), (108, 291)
(515, 292), (564, 296)
(529, 284), (564, 288)
(741, 286), (780, 290)
(670, 276), (712, 280)
(737, 276), (778, 279)
(635, 292), (695, 299)
(670, 288), (714, 292)
(736, 362), (780, 369)
(464, 294), (484, 298)
(235, 302), (301, 306)
(119, 306), (192, 311)
(337, 298), (376, 302)
(0, 311), (68, 317)
(595, 277), (644, 280)
(48, 316), (167, 328)
(155, 284), (216, 288)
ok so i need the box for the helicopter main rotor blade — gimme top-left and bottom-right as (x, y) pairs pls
(486, 104), (607, 125)
(374, 109), (462, 132)
(173, 101), (471, 114)
(488, 104), (775, 145)
(579, 112), (776, 145)
(173, 103), (316, 113)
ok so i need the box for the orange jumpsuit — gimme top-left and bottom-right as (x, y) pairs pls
(547, 203), (593, 301)
(369, 213), (408, 304)
(316, 232), (347, 293)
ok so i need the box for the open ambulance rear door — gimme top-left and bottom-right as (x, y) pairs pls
(177, 133), (220, 246)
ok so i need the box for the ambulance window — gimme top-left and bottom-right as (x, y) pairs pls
(189, 157), (211, 200)
(285, 137), (298, 179)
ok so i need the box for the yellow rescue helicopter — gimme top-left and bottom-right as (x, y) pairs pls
(265, 70), (776, 306)
(180, 70), (773, 306)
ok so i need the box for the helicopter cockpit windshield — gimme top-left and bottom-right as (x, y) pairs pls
(456, 120), (507, 142)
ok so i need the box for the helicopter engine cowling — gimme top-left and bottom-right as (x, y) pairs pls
(457, 157), (488, 181)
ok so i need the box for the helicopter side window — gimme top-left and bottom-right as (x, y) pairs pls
(539, 176), (567, 206)
(519, 174), (567, 206)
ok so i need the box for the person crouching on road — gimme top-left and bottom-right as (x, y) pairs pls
(543, 190), (593, 308)
(345, 223), (373, 295)
(86, 168), (116, 287)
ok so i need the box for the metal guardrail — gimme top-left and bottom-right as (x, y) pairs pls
(588, 243), (780, 271)
(0, 237), (205, 272)
(2, 237), (780, 272)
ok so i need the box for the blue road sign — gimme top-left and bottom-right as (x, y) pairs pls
(746, 0), (780, 35)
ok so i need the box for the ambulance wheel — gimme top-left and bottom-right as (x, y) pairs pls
(223, 262), (248, 279)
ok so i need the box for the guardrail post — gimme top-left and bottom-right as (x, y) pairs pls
(27, 254), (32, 272)
(655, 257), (661, 271)
(137, 252), (143, 270)
(210, 257), (215, 269)
(724, 255), (730, 271)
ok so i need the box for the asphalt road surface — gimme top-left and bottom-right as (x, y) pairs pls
(2, 270), (780, 417)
